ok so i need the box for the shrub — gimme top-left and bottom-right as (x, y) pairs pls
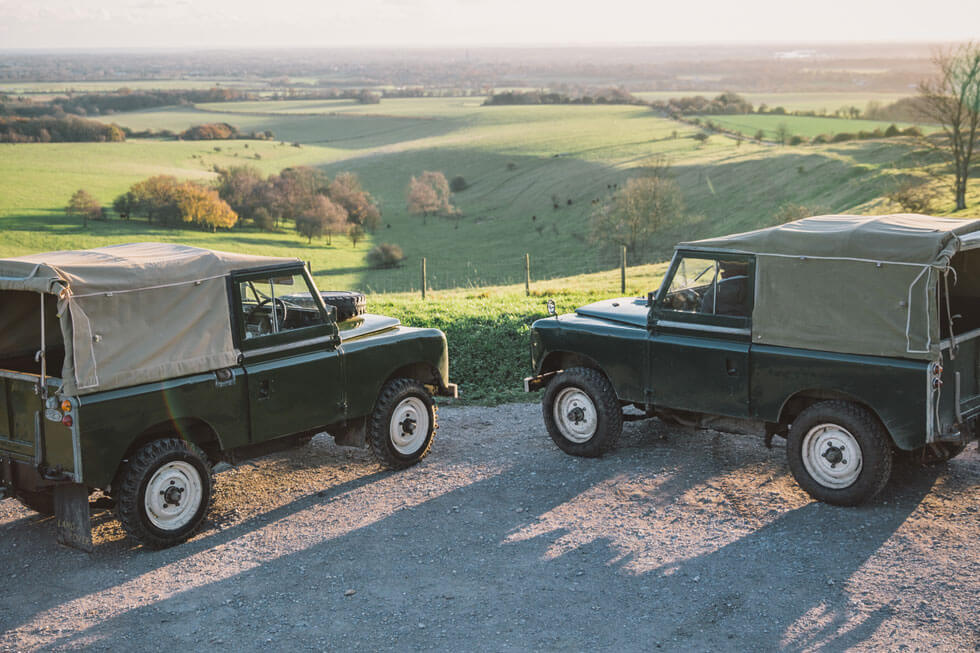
(450, 175), (469, 192)
(888, 178), (937, 214)
(754, 129), (765, 141)
(812, 134), (829, 144)
(180, 123), (238, 140)
(506, 161), (518, 170)
(831, 132), (856, 143)
(789, 135), (808, 146)
(902, 126), (923, 137)
(884, 124), (901, 137)
(367, 243), (405, 268)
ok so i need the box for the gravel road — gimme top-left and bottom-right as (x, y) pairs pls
(2, 403), (979, 651)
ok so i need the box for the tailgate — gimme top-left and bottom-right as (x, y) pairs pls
(0, 371), (41, 463)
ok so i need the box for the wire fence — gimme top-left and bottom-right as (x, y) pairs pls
(313, 247), (648, 297)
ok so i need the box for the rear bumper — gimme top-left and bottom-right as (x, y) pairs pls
(0, 455), (57, 493)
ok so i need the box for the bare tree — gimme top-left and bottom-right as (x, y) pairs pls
(918, 42), (980, 211)
(406, 171), (454, 224)
(589, 177), (684, 257)
(66, 189), (102, 228)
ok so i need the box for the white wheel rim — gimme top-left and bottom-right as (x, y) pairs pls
(553, 387), (598, 443)
(144, 461), (203, 531)
(390, 396), (430, 455)
(801, 423), (863, 489)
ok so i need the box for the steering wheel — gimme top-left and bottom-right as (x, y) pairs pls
(245, 297), (289, 335)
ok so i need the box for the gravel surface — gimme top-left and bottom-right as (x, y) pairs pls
(1, 403), (979, 651)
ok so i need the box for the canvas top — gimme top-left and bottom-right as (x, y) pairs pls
(680, 214), (980, 266)
(0, 242), (298, 295)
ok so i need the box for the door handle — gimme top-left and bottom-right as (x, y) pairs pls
(258, 379), (272, 399)
(725, 358), (738, 376)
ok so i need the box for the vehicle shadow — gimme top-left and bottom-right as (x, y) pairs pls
(7, 427), (945, 651)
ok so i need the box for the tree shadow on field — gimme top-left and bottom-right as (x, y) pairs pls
(19, 419), (944, 652)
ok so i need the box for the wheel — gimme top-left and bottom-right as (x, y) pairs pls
(786, 400), (893, 506)
(15, 489), (54, 515)
(542, 367), (623, 457)
(115, 438), (213, 548)
(320, 291), (366, 321)
(368, 378), (436, 469)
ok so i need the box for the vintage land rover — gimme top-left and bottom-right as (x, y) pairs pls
(525, 214), (980, 505)
(0, 243), (456, 549)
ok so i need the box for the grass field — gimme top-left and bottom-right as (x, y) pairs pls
(0, 96), (973, 294)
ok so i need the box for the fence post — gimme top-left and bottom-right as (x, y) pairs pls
(525, 253), (530, 296)
(421, 257), (427, 300)
(621, 246), (627, 294)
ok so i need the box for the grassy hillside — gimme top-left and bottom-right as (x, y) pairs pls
(0, 97), (971, 294)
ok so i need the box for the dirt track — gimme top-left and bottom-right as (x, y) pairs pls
(2, 403), (979, 651)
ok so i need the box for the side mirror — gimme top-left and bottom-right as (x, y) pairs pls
(546, 299), (556, 316)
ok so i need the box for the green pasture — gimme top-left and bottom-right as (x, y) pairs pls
(0, 97), (969, 294)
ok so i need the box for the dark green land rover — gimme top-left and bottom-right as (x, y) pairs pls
(525, 214), (979, 505)
(0, 243), (456, 548)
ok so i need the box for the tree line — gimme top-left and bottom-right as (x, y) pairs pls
(484, 88), (642, 106)
(0, 115), (125, 143)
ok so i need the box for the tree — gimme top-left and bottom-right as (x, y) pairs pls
(66, 189), (102, 227)
(406, 171), (454, 223)
(776, 123), (790, 145)
(295, 195), (347, 244)
(271, 166), (330, 224)
(692, 132), (709, 147)
(917, 42), (980, 211)
(328, 172), (381, 231)
(175, 183), (238, 231)
(128, 175), (181, 225)
(216, 165), (271, 225)
(589, 177), (684, 258)
(347, 224), (365, 247)
(112, 191), (138, 219)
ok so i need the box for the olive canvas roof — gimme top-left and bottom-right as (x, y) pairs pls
(0, 243), (300, 395)
(0, 242), (298, 295)
(680, 214), (980, 266)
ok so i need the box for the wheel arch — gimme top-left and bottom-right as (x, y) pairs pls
(110, 418), (223, 490)
(777, 389), (890, 436)
(384, 361), (442, 390)
(539, 350), (606, 376)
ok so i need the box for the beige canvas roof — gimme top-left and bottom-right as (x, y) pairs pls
(0, 243), (299, 395)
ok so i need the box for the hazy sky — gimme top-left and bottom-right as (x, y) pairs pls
(1, 0), (977, 50)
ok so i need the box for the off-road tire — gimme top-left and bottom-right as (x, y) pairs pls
(368, 378), (437, 469)
(115, 438), (213, 549)
(15, 489), (55, 515)
(320, 291), (366, 321)
(542, 367), (623, 457)
(787, 400), (892, 506)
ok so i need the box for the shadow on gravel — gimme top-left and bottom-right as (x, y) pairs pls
(30, 450), (941, 652)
